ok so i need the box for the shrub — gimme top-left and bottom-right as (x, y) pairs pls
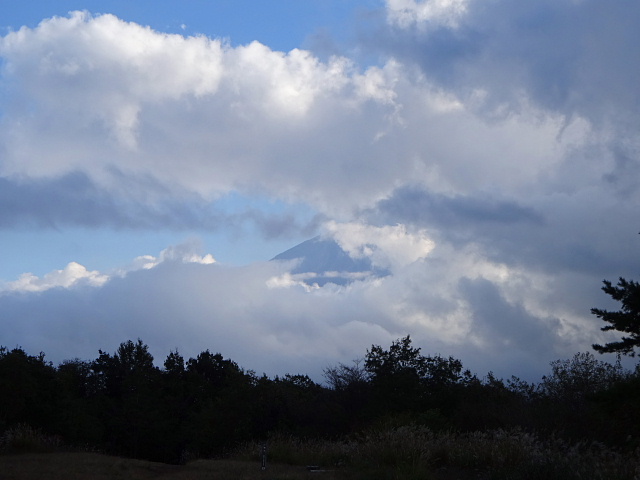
(0, 423), (62, 453)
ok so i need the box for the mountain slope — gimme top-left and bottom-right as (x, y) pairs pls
(271, 236), (387, 286)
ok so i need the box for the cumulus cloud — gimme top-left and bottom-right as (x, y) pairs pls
(0, 11), (577, 216)
(3, 262), (109, 293)
(324, 221), (435, 271)
(0, 9), (609, 221)
(0, 12), (410, 214)
(1, 240), (215, 294)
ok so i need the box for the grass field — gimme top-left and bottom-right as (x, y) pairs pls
(0, 451), (488, 480)
(2, 425), (639, 480)
(0, 452), (348, 480)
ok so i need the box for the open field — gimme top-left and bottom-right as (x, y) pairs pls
(3, 426), (640, 480)
(0, 451), (489, 480)
(0, 452), (347, 480)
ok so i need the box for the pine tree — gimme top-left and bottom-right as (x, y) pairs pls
(591, 278), (640, 356)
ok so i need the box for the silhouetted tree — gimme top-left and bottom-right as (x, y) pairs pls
(92, 339), (157, 398)
(364, 336), (465, 414)
(183, 350), (254, 456)
(186, 350), (244, 390)
(6, 333), (640, 464)
(324, 359), (372, 429)
(589, 367), (640, 445)
(448, 372), (531, 432)
(91, 339), (163, 459)
(0, 347), (58, 431)
(592, 278), (640, 356)
(164, 349), (186, 376)
(540, 352), (626, 402)
(324, 358), (369, 391)
(56, 358), (104, 445)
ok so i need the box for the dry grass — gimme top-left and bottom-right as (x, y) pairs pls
(0, 424), (62, 453)
(237, 427), (640, 480)
(3, 426), (640, 480)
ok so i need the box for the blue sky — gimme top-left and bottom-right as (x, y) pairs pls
(0, 0), (377, 277)
(1, 1), (379, 52)
(1, 0), (639, 380)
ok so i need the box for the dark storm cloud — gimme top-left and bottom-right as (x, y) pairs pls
(368, 185), (545, 257)
(459, 276), (560, 356)
(603, 145), (640, 199)
(368, 184), (640, 279)
(0, 173), (315, 239)
(0, 173), (123, 228)
(239, 210), (325, 240)
(375, 0), (640, 125)
(372, 186), (542, 228)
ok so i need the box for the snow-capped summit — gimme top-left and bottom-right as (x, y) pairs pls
(271, 236), (388, 286)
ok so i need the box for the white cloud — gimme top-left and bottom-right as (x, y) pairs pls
(324, 221), (435, 270)
(266, 271), (321, 292)
(1, 11), (224, 152)
(158, 242), (216, 265)
(386, 0), (471, 29)
(0, 11), (572, 216)
(2, 240), (215, 294)
(0, 12), (407, 212)
(3, 262), (108, 292)
(228, 41), (351, 118)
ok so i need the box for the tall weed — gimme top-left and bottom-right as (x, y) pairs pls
(0, 424), (62, 453)
(235, 426), (640, 480)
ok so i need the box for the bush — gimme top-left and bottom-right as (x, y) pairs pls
(0, 424), (62, 453)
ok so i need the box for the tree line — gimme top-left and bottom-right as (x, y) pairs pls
(0, 276), (639, 463)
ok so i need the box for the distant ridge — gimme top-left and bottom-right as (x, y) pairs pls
(271, 236), (387, 286)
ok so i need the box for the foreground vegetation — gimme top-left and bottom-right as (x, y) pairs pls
(0, 451), (327, 480)
(1, 333), (640, 478)
(239, 427), (640, 480)
(1, 422), (639, 479)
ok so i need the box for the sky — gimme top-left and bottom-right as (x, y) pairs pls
(1, 0), (639, 381)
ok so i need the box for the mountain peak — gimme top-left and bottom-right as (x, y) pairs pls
(271, 236), (388, 286)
